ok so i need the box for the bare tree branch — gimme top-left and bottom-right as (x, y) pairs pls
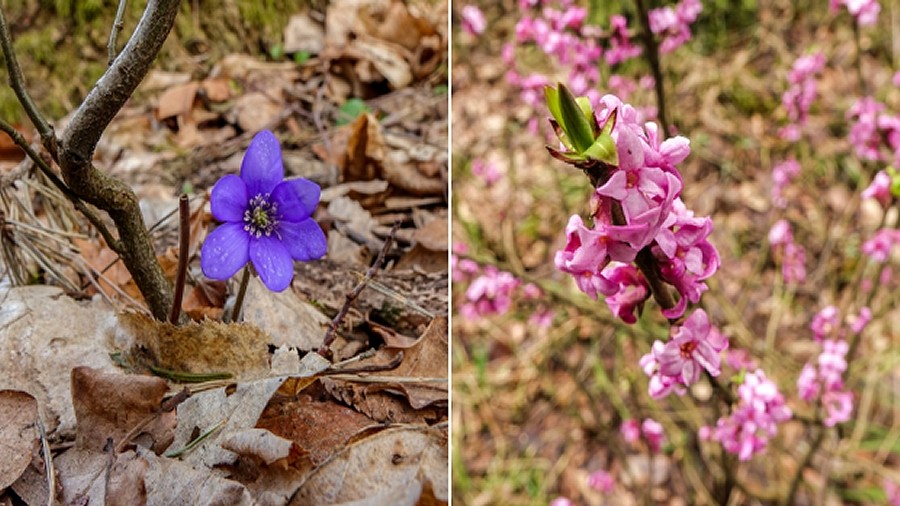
(63, 0), (181, 165)
(108, 0), (129, 66)
(0, 8), (56, 153)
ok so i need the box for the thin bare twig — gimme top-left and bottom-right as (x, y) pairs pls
(168, 194), (189, 324)
(115, 388), (190, 453)
(35, 414), (58, 506)
(108, 0), (129, 66)
(0, 7), (56, 152)
(633, 0), (671, 135)
(317, 221), (401, 358)
(0, 119), (120, 250)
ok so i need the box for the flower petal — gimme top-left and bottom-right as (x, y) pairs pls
(279, 219), (327, 261)
(271, 178), (321, 222)
(201, 222), (250, 280)
(249, 234), (294, 292)
(241, 130), (284, 196)
(210, 174), (248, 222)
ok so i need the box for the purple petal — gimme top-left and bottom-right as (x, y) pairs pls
(249, 234), (294, 292)
(210, 174), (248, 222)
(279, 219), (327, 261)
(201, 222), (250, 280)
(693, 341), (721, 376)
(241, 130), (284, 196)
(271, 178), (321, 222)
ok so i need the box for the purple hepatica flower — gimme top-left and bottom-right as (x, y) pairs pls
(201, 130), (327, 292)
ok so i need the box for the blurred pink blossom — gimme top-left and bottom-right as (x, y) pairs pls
(461, 5), (486, 35)
(587, 469), (615, 493)
(861, 170), (893, 207)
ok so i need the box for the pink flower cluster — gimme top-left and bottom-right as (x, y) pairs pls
(798, 306), (870, 426)
(862, 228), (900, 262)
(511, 0), (603, 102)
(460, 5), (487, 36)
(648, 0), (703, 54)
(768, 219), (807, 284)
(846, 97), (900, 165)
(554, 95), (719, 321)
(471, 158), (502, 186)
(621, 417), (666, 453)
(778, 52), (825, 141)
(453, 246), (554, 325)
(606, 14), (642, 65)
(459, 266), (520, 319)
(640, 309), (728, 399)
(701, 369), (792, 461)
(771, 158), (801, 208)
(861, 169), (894, 207)
(830, 0), (880, 26)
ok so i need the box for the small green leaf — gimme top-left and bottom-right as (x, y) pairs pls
(557, 83), (594, 154)
(544, 85), (562, 125)
(584, 133), (618, 165)
(269, 44), (284, 60)
(293, 50), (310, 65)
(336, 98), (371, 125)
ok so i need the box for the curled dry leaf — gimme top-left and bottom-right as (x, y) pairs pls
(0, 390), (38, 491)
(71, 366), (171, 453)
(137, 446), (253, 505)
(290, 426), (447, 505)
(220, 428), (297, 467)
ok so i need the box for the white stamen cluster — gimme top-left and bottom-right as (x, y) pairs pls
(243, 193), (279, 238)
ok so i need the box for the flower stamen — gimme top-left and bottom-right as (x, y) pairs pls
(243, 193), (280, 238)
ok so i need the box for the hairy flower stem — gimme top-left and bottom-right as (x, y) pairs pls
(228, 266), (251, 323)
(633, 0), (671, 135)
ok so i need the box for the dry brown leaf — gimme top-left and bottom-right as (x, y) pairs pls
(290, 426), (448, 505)
(284, 14), (325, 54)
(394, 243), (448, 273)
(359, 0), (435, 51)
(71, 367), (171, 453)
(348, 36), (413, 89)
(242, 277), (330, 351)
(383, 149), (445, 195)
(137, 446), (253, 505)
(256, 388), (377, 467)
(54, 448), (109, 504)
(200, 77), (233, 102)
(220, 428), (297, 467)
(345, 113), (382, 182)
(156, 81), (199, 120)
(169, 377), (286, 470)
(413, 217), (448, 251)
(119, 312), (270, 379)
(231, 92), (282, 133)
(0, 286), (122, 435)
(325, 318), (447, 419)
(183, 280), (227, 322)
(0, 390), (38, 490)
(106, 451), (148, 506)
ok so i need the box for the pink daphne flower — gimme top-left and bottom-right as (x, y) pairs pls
(648, 0), (702, 53)
(831, 0), (880, 25)
(885, 479), (900, 506)
(861, 170), (893, 207)
(641, 418), (665, 453)
(460, 5), (486, 36)
(601, 263), (649, 323)
(710, 369), (792, 461)
(642, 309), (728, 398)
(810, 305), (840, 341)
(587, 469), (615, 493)
(620, 419), (641, 444)
(459, 267), (520, 319)
(862, 228), (900, 262)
